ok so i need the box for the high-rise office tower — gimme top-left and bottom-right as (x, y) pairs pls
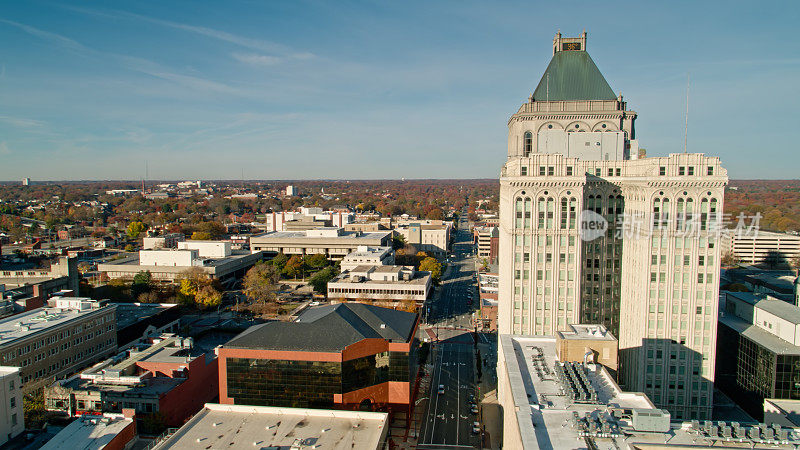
(497, 32), (728, 419)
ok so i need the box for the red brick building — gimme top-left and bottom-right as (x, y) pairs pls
(218, 303), (419, 413)
(45, 335), (219, 428)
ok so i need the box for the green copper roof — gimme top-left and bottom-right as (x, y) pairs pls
(532, 51), (616, 101)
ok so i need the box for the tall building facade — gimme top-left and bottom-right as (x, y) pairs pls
(497, 32), (728, 419)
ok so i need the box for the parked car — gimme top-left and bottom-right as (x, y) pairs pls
(438, 384), (445, 395)
(472, 422), (481, 434)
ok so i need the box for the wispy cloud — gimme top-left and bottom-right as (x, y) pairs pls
(0, 19), (242, 95)
(232, 53), (282, 66)
(63, 5), (313, 58)
(0, 18), (91, 54)
(0, 116), (45, 128)
(0, 142), (10, 155)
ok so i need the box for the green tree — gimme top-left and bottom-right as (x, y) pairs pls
(392, 233), (406, 250)
(132, 270), (153, 297)
(419, 257), (442, 283)
(308, 266), (338, 295)
(271, 253), (289, 271)
(124, 244), (135, 252)
(243, 261), (280, 303)
(304, 253), (328, 270)
(126, 221), (147, 239)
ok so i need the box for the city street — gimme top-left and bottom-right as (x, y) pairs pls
(418, 213), (483, 449)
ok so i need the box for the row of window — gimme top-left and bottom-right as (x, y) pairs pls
(658, 166), (715, 176)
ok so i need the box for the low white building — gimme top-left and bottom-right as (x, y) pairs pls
(98, 247), (263, 284)
(327, 265), (431, 306)
(142, 233), (185, 250)
(0, 367), (23, 446)
(250, 228), (392, 260)
(177, 240), (231, 258)
(340, 246), (395, 271)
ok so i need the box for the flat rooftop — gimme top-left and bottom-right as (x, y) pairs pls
(156, 403), (388, 449)
(719, 314), (800, 356)
(0, 304), (110, 347)
(98, 250), (257, 269)
(500, 334), (800, 449)
(40, 414), (133, 450)
(252, 230), (390, 240)
(113, 302), (178, 330)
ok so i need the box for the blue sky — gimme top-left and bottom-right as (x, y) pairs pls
(0, 1), (798, 181)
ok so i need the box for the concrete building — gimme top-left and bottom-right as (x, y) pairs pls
(21, 178), (30, 186)
(142, 233), (185, 250)
(721, 230), (800, 266)
(285, 185), (298, 196)
(327, 265), (431, 308)
(39, 411), (136, 450)
(177, 240), (231, 258)
(716, 291), (800, 420)
(261, 209), (353, 232)
(393, 221), (451, 258)
(474, 226), (500, 264)
(340, 246), (395, 271)
(218, 303), (419, 412)
(0, 367), (23, 446)
(153, 403), (389, 450)
(98, 247), (262, 284)
(250, 228), (392, 260)
(0, 256), (80, 309)
(0, 297), (117, 392)
(497, 32), (727, 419)
(45, 334), (218, 428)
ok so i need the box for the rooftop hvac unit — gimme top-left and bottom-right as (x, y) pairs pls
(631, 409), (671, 433)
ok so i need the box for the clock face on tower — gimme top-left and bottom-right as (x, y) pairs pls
(562, 42), (582, 51)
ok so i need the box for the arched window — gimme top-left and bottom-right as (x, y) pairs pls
(546, 197), (555, 229)
(515, 197), (523, 229)
(710, 198), (718, 228)
(661, 198), (669, 227)
(569, 198), (577, 229)
(700, 198), (709, 231)
(523, 131), (532, 156)
(676, 199), (685, 231)
(560, 198), (568, 229)
(537, 197), (546, 229)
(524, 197), (532, 229)
(653, 198), (661, 228)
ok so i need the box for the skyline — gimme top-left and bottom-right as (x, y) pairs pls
(1, 1), (798, 180)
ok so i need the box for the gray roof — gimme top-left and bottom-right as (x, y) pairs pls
(532, 51), (616, 101)
(720, 315), (800, 356)
(224, 303), (417, 352)
(727, 291), (800, 325)
(756, 298), (800, 325)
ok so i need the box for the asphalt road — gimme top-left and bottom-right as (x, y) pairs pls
(418, 216), (482, 448)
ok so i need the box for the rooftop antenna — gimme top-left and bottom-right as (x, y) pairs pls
(684, 73), (690, 154)
(144, 160), (148, 193)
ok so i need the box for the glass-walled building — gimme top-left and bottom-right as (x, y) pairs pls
(716, 292), (800, 420)
(219, 303), (419, 412)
